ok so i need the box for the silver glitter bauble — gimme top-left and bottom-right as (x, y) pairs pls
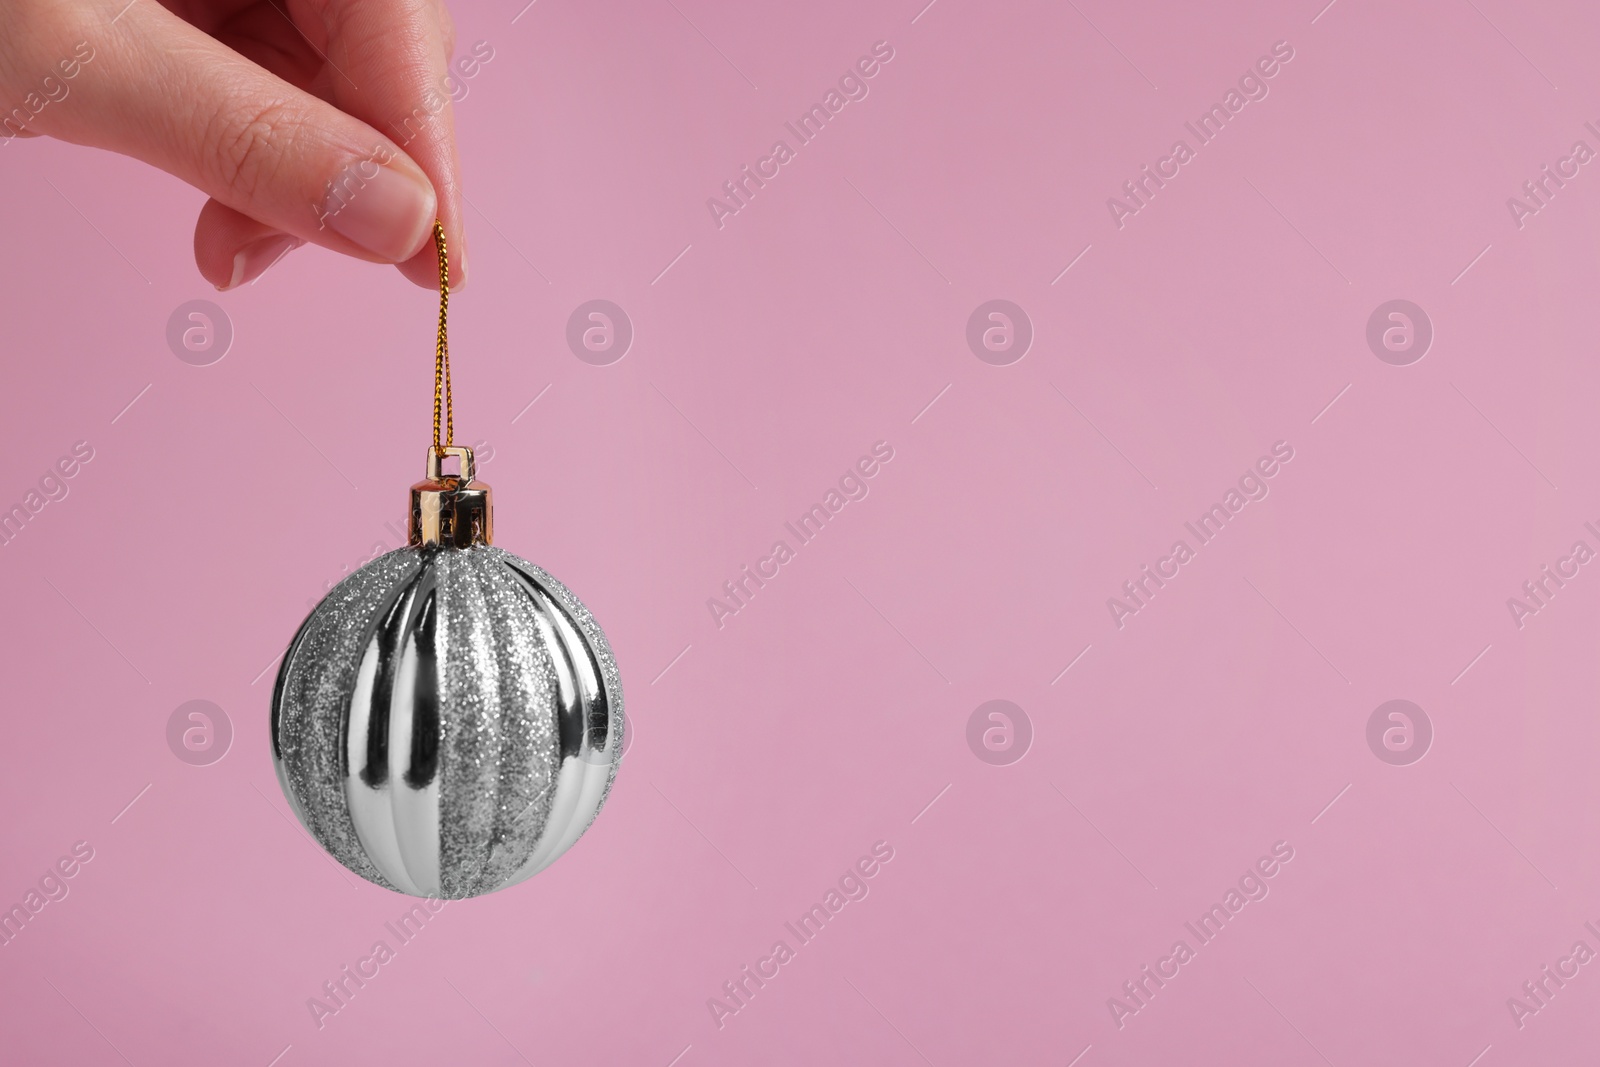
(270, 447), (623, 899)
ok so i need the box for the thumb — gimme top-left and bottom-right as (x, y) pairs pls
(27, 4), (438, 277)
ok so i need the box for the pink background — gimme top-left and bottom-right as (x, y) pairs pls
(5, 0), (1600, 1063)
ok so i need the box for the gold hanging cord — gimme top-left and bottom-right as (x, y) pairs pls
(431, 220), (454, 450)
(411, 219), (491, 548)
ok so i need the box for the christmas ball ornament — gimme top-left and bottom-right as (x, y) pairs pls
(269, 225), (623, 899)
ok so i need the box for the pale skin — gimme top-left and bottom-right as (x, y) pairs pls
(0, 0), (466, 291)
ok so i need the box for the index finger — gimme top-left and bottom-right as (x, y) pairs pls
(304, 0), (468, 289)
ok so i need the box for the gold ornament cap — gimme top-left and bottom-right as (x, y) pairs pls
(409, 445), (493, 547)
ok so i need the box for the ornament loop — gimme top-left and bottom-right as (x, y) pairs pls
(426, 444), (475, 484)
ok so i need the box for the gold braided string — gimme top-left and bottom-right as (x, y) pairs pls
(431, 220), (454, 450)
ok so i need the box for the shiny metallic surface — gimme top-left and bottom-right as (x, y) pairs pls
(270, 544), (623, 898)
(410, 445), (493, 548)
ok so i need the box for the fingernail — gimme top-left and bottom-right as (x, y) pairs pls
(321, 163), (436, 262)
(219, 234), (303, 291)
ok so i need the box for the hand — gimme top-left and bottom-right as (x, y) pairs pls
(0, 0), (467, 291)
